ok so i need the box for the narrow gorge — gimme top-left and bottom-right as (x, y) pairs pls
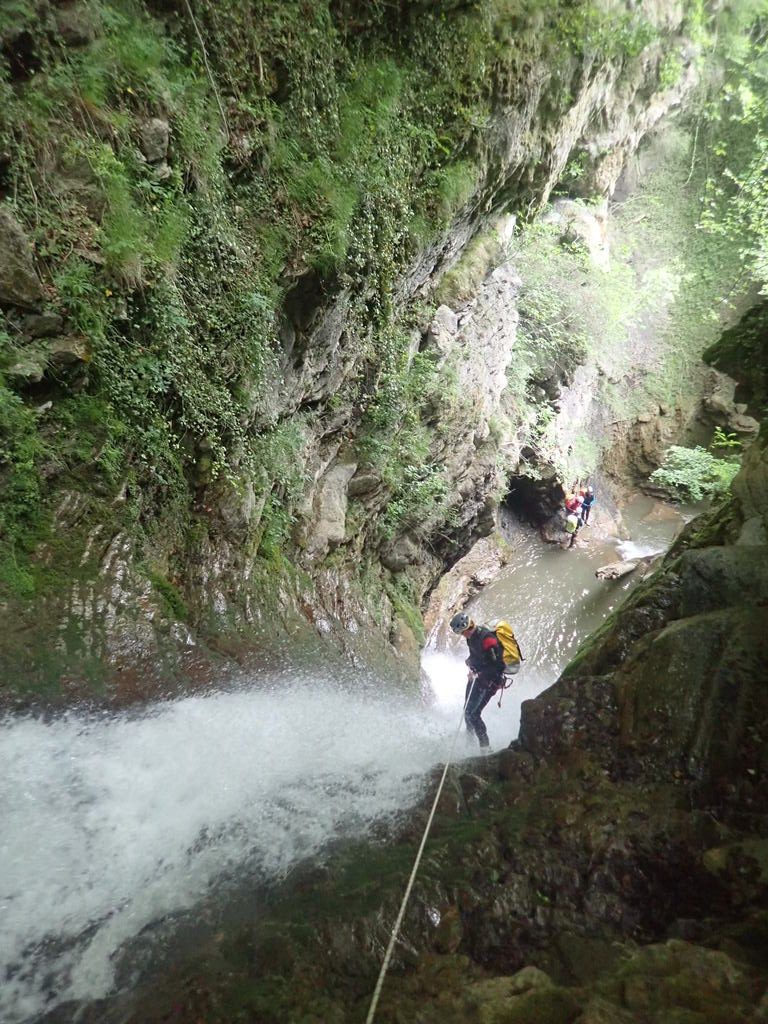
(1, 1), (767, 1022)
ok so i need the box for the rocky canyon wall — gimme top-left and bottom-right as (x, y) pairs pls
(0, 0), (712, 698)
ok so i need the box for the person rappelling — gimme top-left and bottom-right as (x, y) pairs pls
(449, 612), (511, 750)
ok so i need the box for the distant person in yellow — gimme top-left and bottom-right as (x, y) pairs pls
(565, 512), (580, 548)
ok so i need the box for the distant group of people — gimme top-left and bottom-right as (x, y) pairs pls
(564, 485), (595, 548)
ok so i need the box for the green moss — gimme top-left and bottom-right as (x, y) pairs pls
(0, 366), (52, 598)
(498, 986), (581, 1024)
(144, 568), (189, 621)
(387, 579), (427, 646)
(433, 228), (505, 307)
(666, 498), (738, 557)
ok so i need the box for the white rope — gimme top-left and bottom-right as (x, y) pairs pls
(364, 677), (478, 1024)
(182, 0), (231, 142)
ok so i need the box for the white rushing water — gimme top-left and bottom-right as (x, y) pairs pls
(0, 676), (469, 1024)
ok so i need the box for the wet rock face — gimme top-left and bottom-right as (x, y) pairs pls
(0, 207), (43, 309)
(704, 300), (768, 417)
(552, 465), (768, 810)
(518, 676), (619, 761)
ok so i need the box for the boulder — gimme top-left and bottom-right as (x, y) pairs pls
(347, 471), (381, 498)
(596, 561), (638, 580)
(51, 155), (107, 222)
(0, 208), (43, 310)
(678, 545), (768, 616)
(7, 348), (47, 384)
(54, 4), (98, 46)
(22, 312), (64, 338)
(614, 604), (768, 780)
(303, 460), (357, 557)
(46, 335), (91, 367)
(381, 534), (421, 572)
(423, 303), (459, 353)
(139, 117), (170, 163)
(701, 368), (761, 439)
(8, 335), (91, 384)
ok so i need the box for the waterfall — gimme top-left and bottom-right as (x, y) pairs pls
(0, 679), (461, 1023)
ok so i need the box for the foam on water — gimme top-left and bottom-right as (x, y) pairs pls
(0, 675), (465, 1023)
(615, 538), (665, 560)
(422, 650), (546, 746)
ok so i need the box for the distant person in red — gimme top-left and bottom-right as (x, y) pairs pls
(450, 612), (505, 749)
(565, 492), (582, 516)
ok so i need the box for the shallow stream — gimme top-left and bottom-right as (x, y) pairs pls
(424, 493), (696, 748)
(0, 495), (694, 1022)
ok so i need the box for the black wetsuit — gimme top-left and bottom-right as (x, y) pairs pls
(464, 625), (505, 748)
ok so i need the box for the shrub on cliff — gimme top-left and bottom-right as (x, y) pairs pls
(649, 444), (740, 502)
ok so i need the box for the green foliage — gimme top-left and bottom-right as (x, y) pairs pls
(649, 445), (740, 502)
(87, 143), (151, 284)
(427, 160), (478, 226)
(555, 152), (588, 194)
(433, 227), (504, 307)
(386, 577), (426, 645)
(658, 49), (685, 90)
(355, 327), (456, 539)
(698, 20), (768, 291)
(380, 464), (450, 541)
(609, 129), (744, 411)
(253, 419), (308, 558)
(710, 427), (742, 452)
(505, 218), (624, 478)
(0, 0), (688, 601)
(556, 4), (656, 61)
(511, 215), (636, 382)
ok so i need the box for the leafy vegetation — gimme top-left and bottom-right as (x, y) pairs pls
(697, 1), (768, 289)
(0, 0), (703, 626)
(649, 443), (740, 502)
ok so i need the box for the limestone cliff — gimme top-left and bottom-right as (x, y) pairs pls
(0, 0), (702, 698)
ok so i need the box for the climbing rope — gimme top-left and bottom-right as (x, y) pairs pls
(181, 0), (230, 143)
(364, 678), (477, 1024)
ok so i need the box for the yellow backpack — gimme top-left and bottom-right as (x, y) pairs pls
(490, 619), (523, 672)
